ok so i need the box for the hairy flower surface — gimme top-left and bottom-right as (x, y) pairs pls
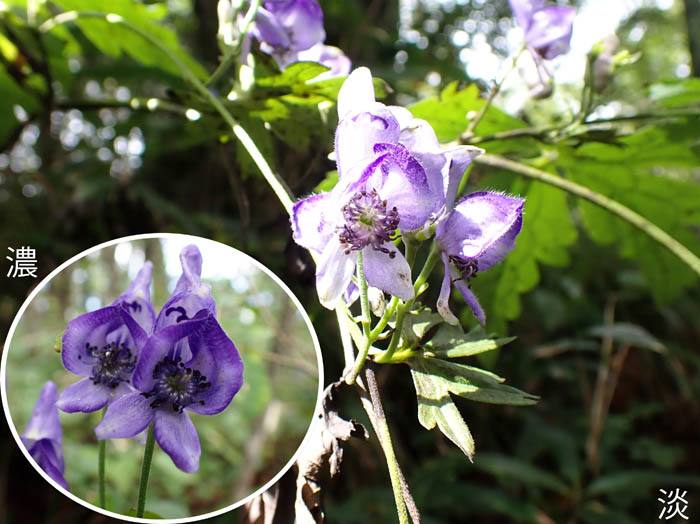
(57, 262), (155, 413)
(292, 67), (481, 308)
(435, 192), (524, 325)
(510, 0), (575, 60)
(21, 381), (69, 491)
(95, 246), (243, 473)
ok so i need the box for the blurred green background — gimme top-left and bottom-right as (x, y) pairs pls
(4, 236), (320, 519)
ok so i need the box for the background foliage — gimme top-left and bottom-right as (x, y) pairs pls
(0, 0), (699, 523)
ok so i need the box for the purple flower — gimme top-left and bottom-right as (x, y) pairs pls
(510, 0), (576, 60)
(252, 0), (325, 66)
(94, 246), (243, 473)
(56, 262), (155, 413)
(21, 381), (69, 491)
(296, 43), (352, 81)
(291, 67), (481, 308)
(435, 192), (524, 325)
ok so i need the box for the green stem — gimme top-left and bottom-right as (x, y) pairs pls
(39, 10), (295, 215)
(370, 296), (399, 340)
(346, 253), (372, 385)
(98, 406), (107, 509)
(474, 154), (700, 279)
(136, 424), (156, 519)
(207, 0), (262, 87)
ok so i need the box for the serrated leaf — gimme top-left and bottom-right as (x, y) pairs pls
(587, 323), (666, 353)
(558, 130), (700, 303)
(50, 0), (206, 79)
(423, 324), (515, 358)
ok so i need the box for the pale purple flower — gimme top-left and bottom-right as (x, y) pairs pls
(252, 0), (325, 66)
(510, 0), (576, 60)
(297, 43), (352, 81)
(57, 262), (155, 413)
(95, 246), (243, 473)
(21, 381), (69, 491)
(435, 192), (524, 325)
(291, 68), (481, 309)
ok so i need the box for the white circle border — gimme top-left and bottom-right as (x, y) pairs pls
(1, 233), (325, 523)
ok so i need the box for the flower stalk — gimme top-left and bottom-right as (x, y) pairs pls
(136, 424), (156, 519)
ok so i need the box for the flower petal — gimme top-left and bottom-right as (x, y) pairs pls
(291, 192), (334, 253)
(337, 67), (376, 120)
(23, 381), (62, 442)
(95, 392), (154, 440)
(29, 439), (69, 491)
(154, 409), (201, 473)
(61, 306), (124, 376)
(442, 146), (484, 211)
(436, 254), (459, 325)
(526, 6), (575, 59)
(118, 261), (155, 334)
(335, 107), (400, 176)
(436, 191), (524, 267)
(454, 278), (486, 326)
(269, 0), (325, 51)
(185, 315), (244, 415)
(173, 245), (204, 295)
(251, 6), (291, 48)
(56, 378), (112, 413)
(509, 0), (545, 30)
(362, 245), (414, 301)
(316, 236), (357, 309)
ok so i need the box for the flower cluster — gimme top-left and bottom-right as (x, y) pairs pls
(56, 245), (243, 474)
(291, 68), (524, 325)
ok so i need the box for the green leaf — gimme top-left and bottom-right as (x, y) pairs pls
(558, 128), (700, 303)
(472, 452), (569, 494)
(476, 179), (578, 333)
(50, 0), (206, 79)
(586, 323), (666, 353)
(314, 170), (338, 192)
(0, 66), (41, 146)
(586, 470), (700, 497)
(649, 78), (700, 108)
(409, 354), (538, 458)
(409, 357), (476, 459)
(423, 324), (516, 358)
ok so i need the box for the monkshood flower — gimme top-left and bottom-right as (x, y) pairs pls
(21, 381), (69, 491)
(57, 262), (155, 413)
(435, 192), (524, 325)
(252, 0), (325, 66)
(296, 43), (352, 81)
(95, 245), (243, 473)
(292, 67), (481, 308)
(510, 0), (576, 60)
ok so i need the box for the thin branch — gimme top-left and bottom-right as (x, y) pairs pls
(474, 153), (700, 279)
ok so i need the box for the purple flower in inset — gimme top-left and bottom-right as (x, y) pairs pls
(95, 246), (243, 473)
(435, 192), (524, 325)
(21, 381), (69, 491)
(297, 43), (352, 81)
(291, 67), (481, 308)
(510, 0), (576, 60)
(57, 262), (155, 413)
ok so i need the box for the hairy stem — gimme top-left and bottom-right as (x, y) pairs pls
(474, 154), (700, 279)
(136, 424), (156, 518)
(346, 253), (373, 385)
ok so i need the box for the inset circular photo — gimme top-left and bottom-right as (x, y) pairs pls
(1, 234), (323, 522)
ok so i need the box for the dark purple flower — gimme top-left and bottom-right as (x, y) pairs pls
(291, 67), (481, 308)
(94, 246), (243, 473)
(435, 192), (524, 325)
(510, 0), (576, 60)
(21, 381), (69, 491)
(57, 262), (155, 413)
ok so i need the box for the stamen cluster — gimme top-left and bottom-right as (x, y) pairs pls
(450, 255), (479, 287)
(338, 189), (399, 257)
(144, 357), (211, 413)
(88, 341), (137, 388)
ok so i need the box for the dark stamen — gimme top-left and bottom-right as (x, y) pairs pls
(338, 189), (400, 257)
(144, 357), (211, 413)
(450, 255), (479, 288)
(88, 341), (137, 388)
